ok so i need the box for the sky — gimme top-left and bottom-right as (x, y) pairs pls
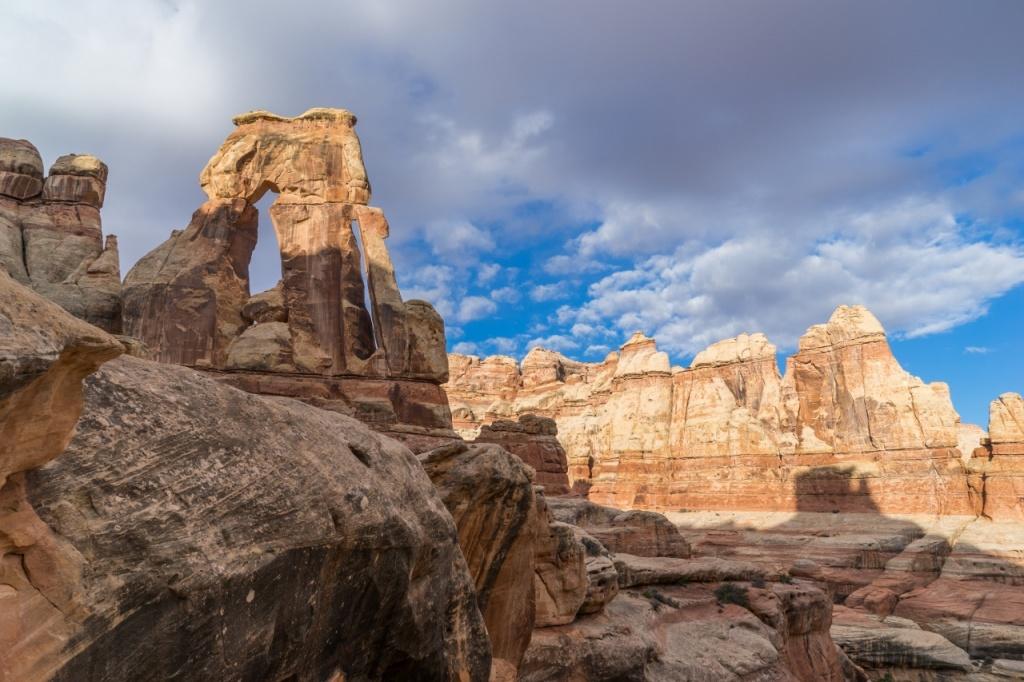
(2, 1), (1023, 426)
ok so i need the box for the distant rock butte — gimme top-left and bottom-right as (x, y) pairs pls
(0, 138), (122, 333)
(121, 108), (452, 439)
(445, 305), (1003, 517)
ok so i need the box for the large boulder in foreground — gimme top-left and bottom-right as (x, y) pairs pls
(419, 441), (543, 680)
(9, 356), (490, 681)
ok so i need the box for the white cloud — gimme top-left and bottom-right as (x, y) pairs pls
(457, 296), (498, 322)
(490, 286), (520, 304)
(544, 254), (606, 275)
(530, 283), (569, 302)
(559, 199), (1024, 356)
(423, 220), (495, 257)
(964, 346), (992, 354)
(476, 262), (501, 285)
(527, 334), (580, 352)
(584, 344), (611, 356)
(452, 341), (478, 354)
(487, 337), (521, 354)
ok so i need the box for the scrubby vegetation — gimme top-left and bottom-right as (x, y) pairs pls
(714, 582), (750, 608)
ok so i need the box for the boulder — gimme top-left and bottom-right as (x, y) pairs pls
(419, 441), (542, 678)
(474, 414), (571, 495)
(0, 138), (44, 200)
(10, 356), (490, 681)
(547, 497), (691, 558)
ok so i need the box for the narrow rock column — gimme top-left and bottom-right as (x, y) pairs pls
(354, 204), (409, 375)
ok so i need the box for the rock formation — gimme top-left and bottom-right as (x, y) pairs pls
(474, 415), (571, 495)
(0, 138), (122, 332)
(122, 109), (451, 438)
(445, 305), (977, 516)
(970, 392), (1024, 521)
(419, 441), (542, 679)
(1, 271), (491, 681)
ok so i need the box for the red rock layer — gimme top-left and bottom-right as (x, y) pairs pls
(444, 306), (979, 515)
(473, 415), (571, 495)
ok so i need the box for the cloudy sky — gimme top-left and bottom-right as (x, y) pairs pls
(3, 1), (1023, 424)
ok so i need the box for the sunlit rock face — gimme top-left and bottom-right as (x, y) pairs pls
(445, 305), (978, 516)
(969, 392), (1024, 522)
(122, 109), (452, 437)
(0, 138), (122, 332)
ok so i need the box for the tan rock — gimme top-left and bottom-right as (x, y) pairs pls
(241, 281), (287, 324)
(42, 154), (108, 207)
(7, 356), (490, 681)
(201, 107), (370, 205)
(831, 605), (973, 672)
(123, 108), (451, 435)
(444, 304), (977, 516)
(0, 143), (122, 332)
(474, 415), (570, 495)
(419, 441), (541, 677)
(570, 527), (619, 615)
(547, 497), (691, 558)
(0, 138), (43, 200)
(979, 393), (1024, 521)
(224, 321), (295, 372)
(533, 520), (588, 627)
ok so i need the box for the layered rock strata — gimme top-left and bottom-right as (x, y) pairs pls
(0, 138), (122, 332)
(473, 415), (571, 494)
(445, 306), (976, 516)
(970, 393), (1024, 522)
(123, 109), (451, 437)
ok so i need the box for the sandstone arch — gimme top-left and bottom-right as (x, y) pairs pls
(123, 108), (450, 434)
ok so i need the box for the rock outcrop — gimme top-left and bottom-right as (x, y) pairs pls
(123, 109), (452, 438)
(0, 138), (122, 332)
(445, 305), (977, 516)
(473, 415), (571, 495)
(971, 393), (1024, 522)
(419, 441), (542, 680)
(7, 354), (491, 681)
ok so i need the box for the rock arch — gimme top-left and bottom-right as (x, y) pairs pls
(123, 108), (450, 432)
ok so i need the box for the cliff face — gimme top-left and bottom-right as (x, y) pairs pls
(0, 139), (122, 333)
(445, 305), (977, 515)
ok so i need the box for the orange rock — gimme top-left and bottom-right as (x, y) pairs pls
(444, 305), (978, 516)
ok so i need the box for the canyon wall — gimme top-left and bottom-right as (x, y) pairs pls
(445, 305), (981, 516)
(0, 139), (121, 333)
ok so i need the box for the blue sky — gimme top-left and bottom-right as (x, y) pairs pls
(3, 1), (1023, 427)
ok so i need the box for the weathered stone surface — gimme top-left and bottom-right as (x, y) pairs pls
(201, 108), (370, 205)
(241, 281), (287, 324)
(547, 497), (691, 558)
(0, 270), (122, 486)
(419, 441), (541, 678)
(124, 108), (451, 435)
(831, 606), (973, 673)
(8, 356), (490, 681)
(0, 138), (44, 200)
(0, 142), (121, 332)
(474, 414), (570, 495)
(571, 527), (619, 615)
(444, 304), (976, 516)
(124, 199), (256, 367)
(533, 519), (588, 628)
(521, 581), (851, 681)
(42, 154), (108, 207)
(972, 393), (1024, 521)
(0, 274), (121, 680)
(613, 554), (768, 589)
